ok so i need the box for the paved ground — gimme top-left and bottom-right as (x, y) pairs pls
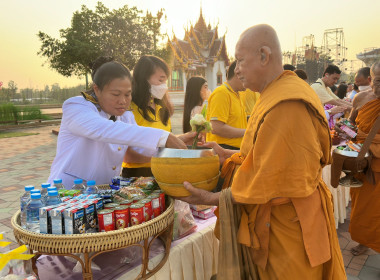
(0, 103), (379, 279)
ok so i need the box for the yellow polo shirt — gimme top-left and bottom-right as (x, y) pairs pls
(310, 78), (339, 104)
(206, 82), (247, 148)
(240, 89), (260, 117)
(122, 102), (171, 168)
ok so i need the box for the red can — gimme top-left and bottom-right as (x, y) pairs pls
(139, 198), (153, 222)
(153, 190), (165, 213)
(131, 195), (145, 203)
(129, 203), (144, 226)
(114, 205), (130, 229)
(120, 199), (133, 207)
(97, 209), (115, 232)
(104, 203), (119, 209)
(148, 194), (161, 218)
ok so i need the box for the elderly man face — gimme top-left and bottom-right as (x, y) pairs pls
(234, 45), (263, 92)
(355, 73), (371, 87)
(371, 64), (380, 97)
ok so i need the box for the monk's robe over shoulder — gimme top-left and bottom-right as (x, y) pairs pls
(231, 71), (331, 204)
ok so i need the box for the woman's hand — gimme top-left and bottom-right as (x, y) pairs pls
(176, 181), (219, 206)
(177, 131), (205, 146)
(200, 141), (236, 165)
(165, 133), (187, 149)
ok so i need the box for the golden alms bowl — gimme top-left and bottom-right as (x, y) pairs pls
(151, 148), (220, 197)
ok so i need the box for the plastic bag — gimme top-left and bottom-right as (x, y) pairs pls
(0, 233), (36, 280)
(172, 200), (197, 241)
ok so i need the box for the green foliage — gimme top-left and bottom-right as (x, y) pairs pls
(37, 2), (168, 87)
(0, 103), (50, 123)
(0, 103), (18, 122)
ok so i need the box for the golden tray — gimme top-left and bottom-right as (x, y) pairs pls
(11, 188), (174, 280)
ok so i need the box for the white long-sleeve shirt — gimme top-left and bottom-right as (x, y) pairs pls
(48, 96), (169, 188)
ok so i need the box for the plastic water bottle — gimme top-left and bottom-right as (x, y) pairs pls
(46, 190), (62, 206)
(72, 179), (86, 194)
(20, 185), (34, 228)
(41, 183), (50, 203)
(47, 186), (57, 192)
(31, 189), (41, 195)
(84, 180), (98, 194)
(26, 193), (44, 232)
(53, 179), (65, 190)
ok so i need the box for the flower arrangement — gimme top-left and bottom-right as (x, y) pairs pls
(189, 105), (212, 149)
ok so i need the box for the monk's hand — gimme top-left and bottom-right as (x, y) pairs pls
(330, 106), (347, 115)
(200, 141), (234, 165)
(165, 133), (187, 149)
(177, 181), (219, 206)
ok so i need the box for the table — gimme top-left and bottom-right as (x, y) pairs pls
(35, 217), (219, 280)
(322, 165), (351, 228)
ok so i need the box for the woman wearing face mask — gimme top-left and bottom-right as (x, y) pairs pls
(48, 57), (186, 188)
(122, 55), (190, 177)
(182, 76), (210, 133)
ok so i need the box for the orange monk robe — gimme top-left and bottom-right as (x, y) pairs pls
(350, 98), (380, 252)
(225, 71), (346, 279)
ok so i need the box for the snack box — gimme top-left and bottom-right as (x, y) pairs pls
(64, 205), (86, 234)
(51, 205), (69, 234)
(190, 204), (212, 211)
(39, 205), (60, 234)
(191, 206), (217, 220)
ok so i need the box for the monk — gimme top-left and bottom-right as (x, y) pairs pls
(178, 24), (346, 279)
(349, 62), (380, 256)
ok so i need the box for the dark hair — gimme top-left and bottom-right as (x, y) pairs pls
(89, 56), (131, 91)
(353, 84), (359, 91)
(357, 67), (370, 78)
(283, 64), (296, 71)
(323, 64), (341, 76)
(330, 85), (337, 94)
(183, 76), (207, 133)
(294, 69), (308, 81)
(132, 55), (173, 126)
(337, 83), (348, 99)
(227, 61), (237, 80)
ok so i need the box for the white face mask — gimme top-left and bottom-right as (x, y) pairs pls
(358, 85), (371, 92)
(150, 83), (168, 100)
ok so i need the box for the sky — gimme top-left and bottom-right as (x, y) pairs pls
(1, 0), (379, 90)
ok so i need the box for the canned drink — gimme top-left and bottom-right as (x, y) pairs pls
(104, 203), (119, 209)
(131, 195), (145, 203)
(153, 190), (165, 212)
(98, 209), (115, 232)
(119, 199), (133, 207)
(129, 203), (144, 225)
(148, 194), (161, 218)
(114, 205), (129, 229)
(139, 198), (153, 222)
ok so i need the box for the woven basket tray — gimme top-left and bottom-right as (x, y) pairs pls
(12, 197), (174, 254)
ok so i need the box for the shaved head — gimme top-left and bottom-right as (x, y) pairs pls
(234, 24), (283, 92)
(238, 24), (282, 64)
(370, 62), (380, 97)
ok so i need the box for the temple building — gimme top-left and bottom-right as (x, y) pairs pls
(167, 9), (229, 92)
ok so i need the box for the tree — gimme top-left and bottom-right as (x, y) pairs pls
(8, 80), (17, 101)
(38, 2), (167, 89)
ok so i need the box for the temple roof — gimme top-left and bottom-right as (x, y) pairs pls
(168, 9), (229, 69)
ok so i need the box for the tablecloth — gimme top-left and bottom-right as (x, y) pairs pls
(322, 165), (350, 228)
(36, 216), (218, 280)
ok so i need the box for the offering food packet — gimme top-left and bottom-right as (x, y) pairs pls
(172, 200), (197, 241)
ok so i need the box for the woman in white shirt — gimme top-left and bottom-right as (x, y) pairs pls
(48, 57), (186, 188)
(182, 76), (210, 133)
